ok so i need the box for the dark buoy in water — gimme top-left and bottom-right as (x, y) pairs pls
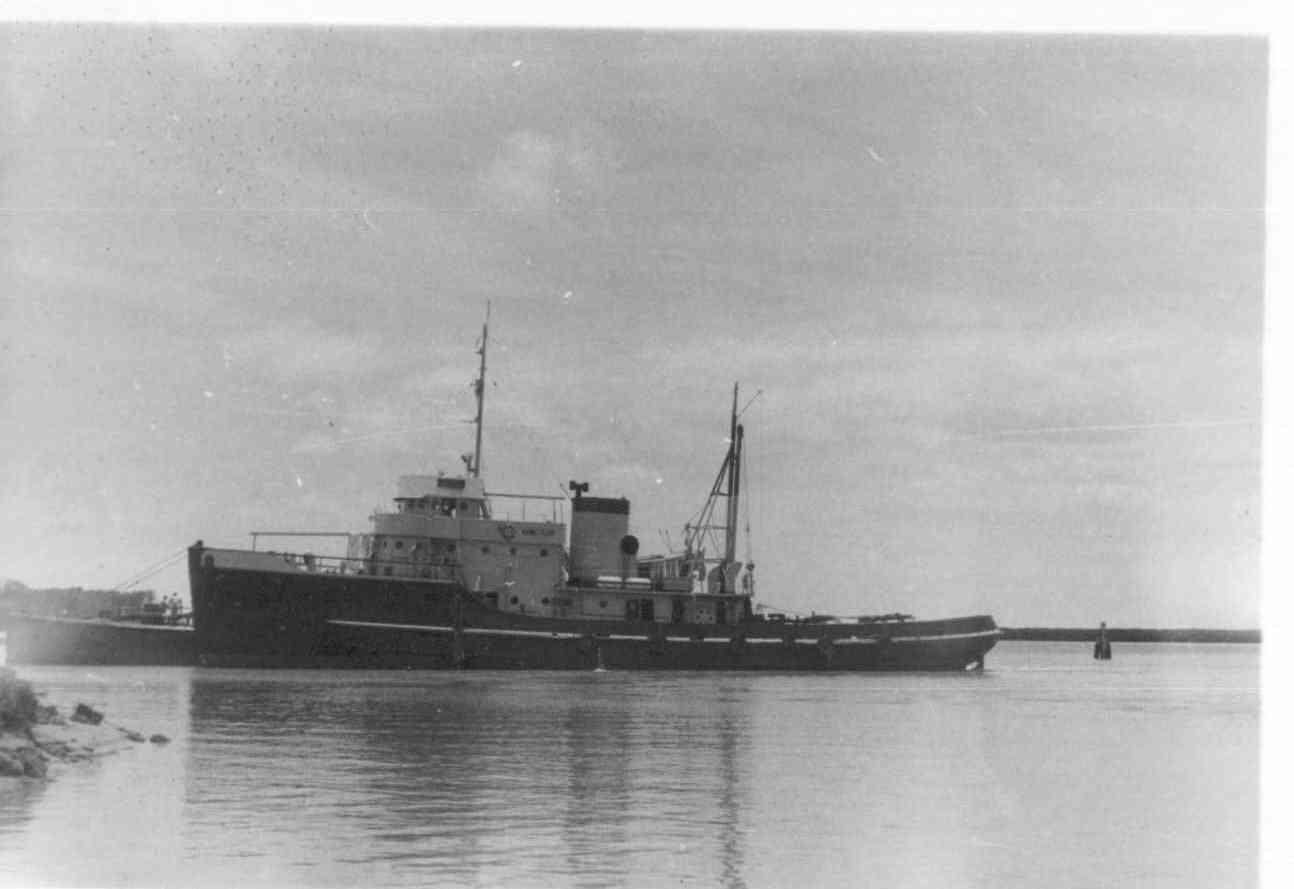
(1093, 621), (1112, 660)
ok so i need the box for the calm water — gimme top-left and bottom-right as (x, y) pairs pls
(0, 643), (1258, 888)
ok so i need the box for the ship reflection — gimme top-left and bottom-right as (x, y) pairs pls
(555, 674), (750, 888)
(0, 776), (48, 843)
(716, 691), (748, 889)
(183, 671), (754, 887)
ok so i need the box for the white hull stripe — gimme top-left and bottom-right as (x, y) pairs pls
(328, 619), (999, 645)
(6, 616), (194, 632)
(329, 620), (583, 640)
(890, 629), (1002, 643)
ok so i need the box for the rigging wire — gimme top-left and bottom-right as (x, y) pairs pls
(744, 394), (760, 598)
(737, 388), (763, 420)
(745, 393), (755, 559)
(113, 546), (189, 591)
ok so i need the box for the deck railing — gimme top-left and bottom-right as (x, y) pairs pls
(485, 492), (566, 523)
(264, 550), (462, 582)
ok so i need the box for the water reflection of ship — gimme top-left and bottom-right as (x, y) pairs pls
(182, 674), (754, 886)
(558, 677), (750, 888)
(0, 759), (49, 842)
(559, 688), (632, 886)
(185, 673), (497, 880)
(715, 692), (747, 889)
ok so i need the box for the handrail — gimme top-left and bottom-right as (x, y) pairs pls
(484, 492), (565, 524)
(265, 549), (462, 581)
(486, 492), (566, 502)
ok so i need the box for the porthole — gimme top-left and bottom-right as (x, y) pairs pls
(510, 596), (519, 605)
(540, 548), (549, 557)
(599, 600), (607, 609)
(481, 545), (490, 554)
(509, 547), (517, 555)
(541, 597), (550, 605)
(395, 540), (404, 549)
(447, 543), (456, 552)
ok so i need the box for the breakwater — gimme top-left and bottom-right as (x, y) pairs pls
(1000, 627), (1260, 644)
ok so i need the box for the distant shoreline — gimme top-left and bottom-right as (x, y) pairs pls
(1000, 627), (1260, 644)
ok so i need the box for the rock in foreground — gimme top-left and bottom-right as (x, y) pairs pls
(1, 667), (160, 780)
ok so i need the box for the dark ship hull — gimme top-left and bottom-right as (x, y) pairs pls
(1, 613), (197, 666)
(189, 545), (999, 671)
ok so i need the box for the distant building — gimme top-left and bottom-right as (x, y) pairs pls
(0, 581), (156, 620)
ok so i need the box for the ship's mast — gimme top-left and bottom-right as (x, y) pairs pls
(723, 383), (741, 570)
(470, 304), (490, 477)
(682, 382), (746, 592)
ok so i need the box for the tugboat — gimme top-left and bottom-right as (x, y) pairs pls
(188, 318), (1000, 670)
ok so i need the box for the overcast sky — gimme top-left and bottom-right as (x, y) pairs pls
(0, 26), (1266, 627)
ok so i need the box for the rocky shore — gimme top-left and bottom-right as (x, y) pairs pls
(0, 667), (167, 779)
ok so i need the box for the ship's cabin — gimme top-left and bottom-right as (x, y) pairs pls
(358, 474), (567, 616)
(340, 474), (754, 628)
(635, 553), (755, 597)
(566, 582), (753, 628)
(392, 474), (489, 519)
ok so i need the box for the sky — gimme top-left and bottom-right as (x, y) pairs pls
(0, 25), (1268, 628)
